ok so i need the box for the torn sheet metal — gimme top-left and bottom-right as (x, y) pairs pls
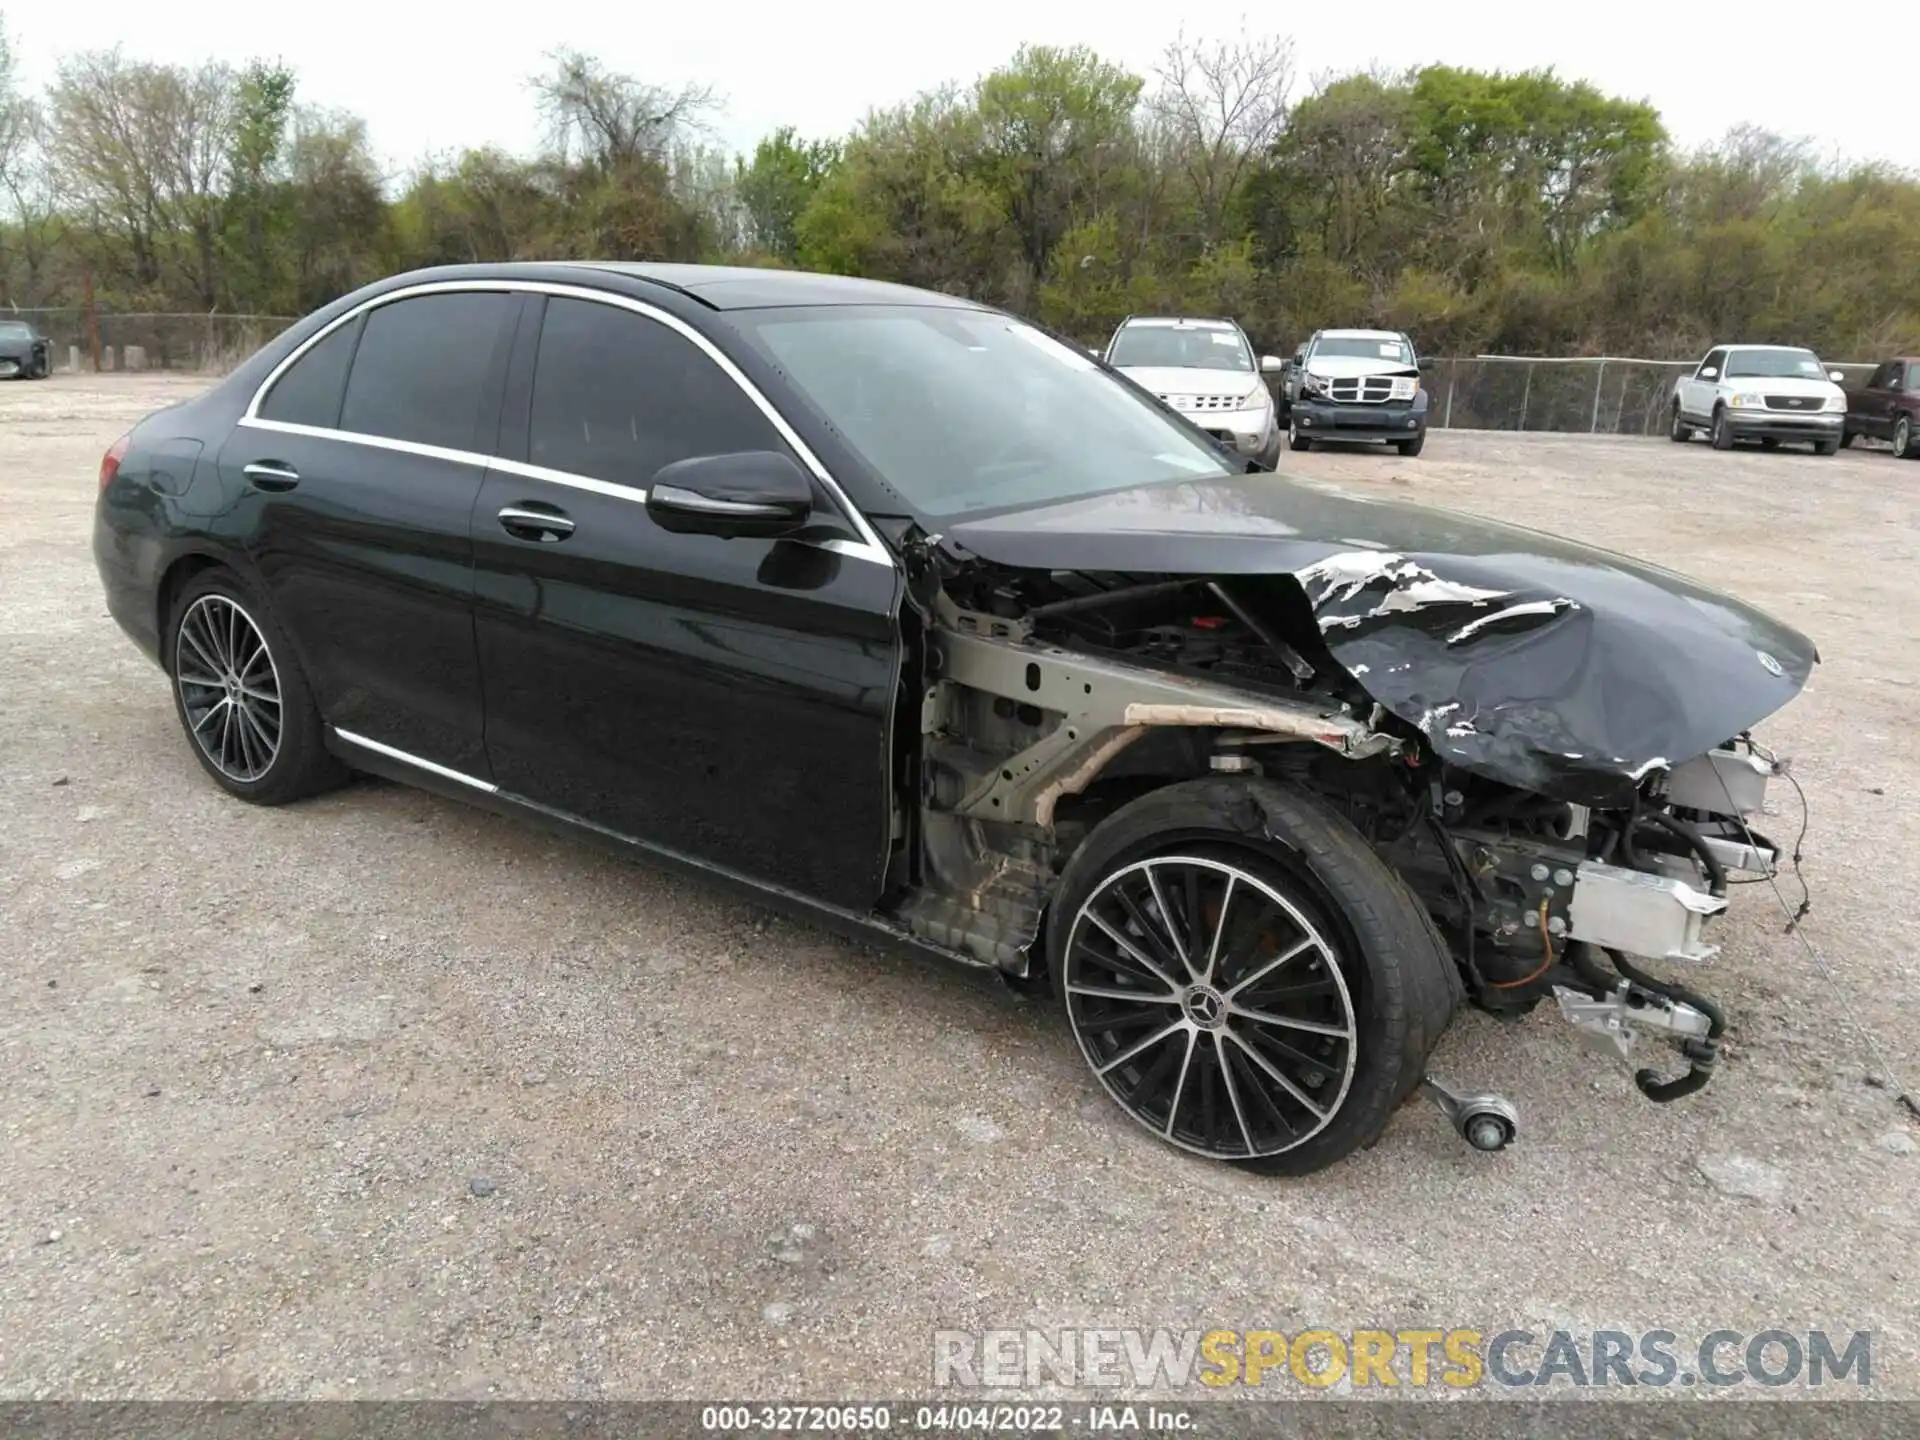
(941, 474), (1819, 809)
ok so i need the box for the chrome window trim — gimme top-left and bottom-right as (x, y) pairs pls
(333, 728), (498, 793)
(240, 277), (893, 568)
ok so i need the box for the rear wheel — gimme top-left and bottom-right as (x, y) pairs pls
(167, 568), (346, 805)
(1050, 778), (1458, 1176)
(1895, 416), (1914, 459)
(1710, 407), (1734, 450)
(1668, 405), (1692, 443)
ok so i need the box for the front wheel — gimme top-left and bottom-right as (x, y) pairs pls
(167, 568), (346, 804)
(1710, 408), (1734, 450)
(1396, 432), (1425, 457)
(1812, 438), (1838, 456)
(1894, 416), (1914, 459)
(1287, 424), (1312, 453)
(1049, 778), (1459, 1176)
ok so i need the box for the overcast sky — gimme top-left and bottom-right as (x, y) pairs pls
(8, 1), (1912, 178)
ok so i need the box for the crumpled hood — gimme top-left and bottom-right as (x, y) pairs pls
(1302, 355), (1418, 380)
(943, 476), (1818, 807)
(1115, 365), (1265, 401)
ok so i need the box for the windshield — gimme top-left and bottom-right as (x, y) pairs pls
(1725, 349), (1827, 379)
(1107, 323), (1252, 373)
(1312, 335), (1412, 363)
(0, 321), (32, 342)
(736, 306), (1236, 519)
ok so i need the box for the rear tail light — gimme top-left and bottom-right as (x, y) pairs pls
(99, 433), (131, 492)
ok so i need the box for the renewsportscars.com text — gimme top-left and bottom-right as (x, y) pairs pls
(932, 1327), (1873, 1390)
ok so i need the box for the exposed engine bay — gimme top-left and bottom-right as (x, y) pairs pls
(885, 542), (1803, 1119)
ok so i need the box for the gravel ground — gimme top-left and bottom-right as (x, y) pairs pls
(2, 373), (1916, 1403)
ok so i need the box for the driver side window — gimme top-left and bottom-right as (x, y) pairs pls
(527, 298), (789, 490)
(1699, 349), (1727, 378)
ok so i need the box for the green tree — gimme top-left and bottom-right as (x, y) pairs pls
(735, 126), (839, 261)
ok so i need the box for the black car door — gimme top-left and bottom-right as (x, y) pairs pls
(471, 293), (901, 911)
(224, 289), (521, 778)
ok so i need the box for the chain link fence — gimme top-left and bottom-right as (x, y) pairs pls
(1422, 356), (1877, 436)
(9, 309), (298, 374)
(9, 310), (1881, 438)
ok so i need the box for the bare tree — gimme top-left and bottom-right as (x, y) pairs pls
(531, 49), (717, 170)
(46, 50), (239, 300)
(1151, 25), (1295, 246)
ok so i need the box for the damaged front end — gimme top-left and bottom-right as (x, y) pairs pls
(884, 481), (1816, 1114)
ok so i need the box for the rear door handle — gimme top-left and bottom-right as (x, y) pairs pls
(244, 461), (300, 491)
(498, 504), (575, 542)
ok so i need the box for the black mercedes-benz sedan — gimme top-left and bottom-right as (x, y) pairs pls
(94, 263), (1816, 1175)
(1, 316), (52, 379)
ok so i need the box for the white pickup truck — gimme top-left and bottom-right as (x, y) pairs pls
(1669, 344), (1848, 454)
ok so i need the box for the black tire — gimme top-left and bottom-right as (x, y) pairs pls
(1894, 416), (1914, 459)
(1812, 438), (1838, 456)
(1255, 427), (1283, 470)
(1287, 425), (1312, 453)
(166, 567), (346, 805)
(1759, 436), (1779, 450)
(1668, 405), (1692, 443)
(1396, 432), (1425, 458)
(1048, 777), (1458, 1177)
(1710, 407), (1734, 450)
(1840, 428), (1856, 449)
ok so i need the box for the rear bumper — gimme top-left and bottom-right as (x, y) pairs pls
(1291, 396), (1428, 443)
(92, 508), (164, 665)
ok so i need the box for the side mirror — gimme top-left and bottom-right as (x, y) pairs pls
(1293, 345), (1307, 362)
(646, 450), (813, 539)
(1258, 354), (1284, 375)
(1417, 357), (1434, 372)
(1699, 366), (1719, 380)
(1828, 369), (1845, 384)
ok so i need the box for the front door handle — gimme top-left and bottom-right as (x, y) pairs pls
(498, 503), (575, 543)
(244, 461), (301, 491)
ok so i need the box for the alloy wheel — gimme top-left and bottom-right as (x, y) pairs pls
(174, 594), (283, 783)
(1062, 854), (1358, 1160)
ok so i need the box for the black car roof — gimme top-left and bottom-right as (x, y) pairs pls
(565, 262), (982, 312)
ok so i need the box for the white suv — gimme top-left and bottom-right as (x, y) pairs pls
(1103, 316), (1284, 467)
(1669, 345), (1848, 454)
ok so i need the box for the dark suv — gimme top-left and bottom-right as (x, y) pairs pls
(1844, 359), (1920, 459)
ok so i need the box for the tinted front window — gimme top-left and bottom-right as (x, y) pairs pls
(339, 293), (512, 451)
(1313, 335), (1412, 364)
(259, 315), (362, 428)
(1108, 325), (1252, 372)
(737, 306), (1234, 519)
(1724, 349), (1826, 379)
(528, 298), (784, 487)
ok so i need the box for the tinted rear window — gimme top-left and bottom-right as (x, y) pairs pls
(527, 297), (785, 487)
(339, 293), (513, 451)
(259, 315), (362, 429)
